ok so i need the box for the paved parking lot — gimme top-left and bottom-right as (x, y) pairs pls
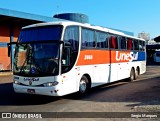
(0, 65), (160, 121)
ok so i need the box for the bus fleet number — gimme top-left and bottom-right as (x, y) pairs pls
(84, 55), (93, 60)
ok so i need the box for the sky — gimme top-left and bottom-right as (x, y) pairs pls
(0, 0), (160, 39)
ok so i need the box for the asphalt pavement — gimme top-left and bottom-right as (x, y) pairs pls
(0, 64), (160, 121)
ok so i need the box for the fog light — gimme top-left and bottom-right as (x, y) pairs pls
(14, 80), (20, 84)
(43, 81), (59, 87)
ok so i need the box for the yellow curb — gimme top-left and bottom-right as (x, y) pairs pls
(0, 72), (13, 76)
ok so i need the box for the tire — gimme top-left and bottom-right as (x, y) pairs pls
(79, 76), (89, 94)
(134, 68), (139, 80)
(129, 68), (135, 81)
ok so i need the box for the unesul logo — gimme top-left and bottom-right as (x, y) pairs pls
(116, 51), (138, 62)
(24, 78), (39, 82)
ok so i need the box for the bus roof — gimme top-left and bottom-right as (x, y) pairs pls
(22, 21), (145, 41)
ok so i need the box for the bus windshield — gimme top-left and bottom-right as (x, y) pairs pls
(13, 25), (63, 76)
(18, 25), (62, 42)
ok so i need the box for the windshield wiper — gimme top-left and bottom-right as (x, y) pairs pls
(19, 46), (31, 74)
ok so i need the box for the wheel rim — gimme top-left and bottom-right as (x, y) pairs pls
(131, 70), (134, 81)
(135, 70), (138, 79)
(131, 73), (134, 80)
(136, 69), (138, 76)
(79, 79), (87, 93)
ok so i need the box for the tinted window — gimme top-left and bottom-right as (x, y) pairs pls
(119, 36), (126, 50)
(19, 25), (62, 42)
(127, 38), (133, 50)
(96, 31), (108, 48)
(134, 39), (139, 50)
(109, 35), (118, 49)
(139, 40), (145, 51)
(82, 28), (95, 48)
(64, 26), (79, 51)
(62, 26), (79, 73)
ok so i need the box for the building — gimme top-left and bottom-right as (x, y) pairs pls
(138, 32), (150, 42)
(0, 8), (135, 71)
(0, 8), (54, 71)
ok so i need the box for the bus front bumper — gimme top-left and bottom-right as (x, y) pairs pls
(13, 84), (62, 96)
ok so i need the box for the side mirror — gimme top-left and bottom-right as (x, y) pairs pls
(64, 42), (71, 47)
(62, 59), (66, 65)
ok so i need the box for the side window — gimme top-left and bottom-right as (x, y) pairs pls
(127, 38), (133, 50)
(62, 26), (79, 73)
(119, 36), (126, 50)
(139, 40), (145, 51)
(63, 26), (79, 51)
(109, 35), (118, 49)
(96, 31), (108, 48)
(82, 28), (95, 48)
(134, 39), (139, 51)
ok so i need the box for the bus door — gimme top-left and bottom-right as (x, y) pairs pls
(93, 50), (110, 86)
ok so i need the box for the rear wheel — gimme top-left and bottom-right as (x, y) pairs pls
(79, 76), (89, 94)
(129, 68), (135, 81)
(134, 68), (139, 80)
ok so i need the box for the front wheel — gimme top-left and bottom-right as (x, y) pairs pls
(79, 76), (89, 94)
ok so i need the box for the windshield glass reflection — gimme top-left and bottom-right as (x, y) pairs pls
(14, 42), (59, 76)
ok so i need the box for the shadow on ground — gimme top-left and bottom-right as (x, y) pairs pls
(0, 82), (60, 106)
(64, 76), (160, 108)
(1, 75), (159, 108)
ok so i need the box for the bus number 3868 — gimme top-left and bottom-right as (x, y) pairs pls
(84, 55), (93, 60)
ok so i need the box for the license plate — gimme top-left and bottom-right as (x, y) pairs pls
(27, 89), (35, 94)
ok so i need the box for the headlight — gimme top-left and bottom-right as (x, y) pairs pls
(14, 80), (21, 84)
(43, 81), (59, 87)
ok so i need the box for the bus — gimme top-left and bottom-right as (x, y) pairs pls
(8, 21), (146, 96)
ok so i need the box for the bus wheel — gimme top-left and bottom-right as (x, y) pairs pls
(79, 76), (89, 94)
(134, 68), (139, 80)
(129, 68), (135, 81)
